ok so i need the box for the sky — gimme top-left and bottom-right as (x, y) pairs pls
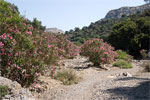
(5, 0), (145, 31)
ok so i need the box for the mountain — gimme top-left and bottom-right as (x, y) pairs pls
(45, 28), (64, 34)
(105, 4), (150, 19)
(65, 4), (150, 45)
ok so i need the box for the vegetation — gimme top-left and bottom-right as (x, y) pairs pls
(108, 10), (150, 56)
(65, 18), (123, 45)
(0, 0), (79, 87)
(80, 39), (117, 66)
(0, 85), (9, 98)
(142, 61), (150, 72)
(54, 69), (80, 85)
(65, 8), (150, 57)
(116, 50), (133, 61)
(140, 49), (148, 59)
(113, 60), (132, 69)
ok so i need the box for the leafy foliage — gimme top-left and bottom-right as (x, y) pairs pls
(116, 50), (133, 61)
(0, 0), (79, 87)
(80, 39), (117, 66)
(113, 60), (132, 69)
(108, 10), (150, 56)
(65, 18), (123, 44)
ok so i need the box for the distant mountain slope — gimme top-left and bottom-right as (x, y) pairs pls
(105, 4), (150, 19)
(45, 28), (64, 34)
(65, 4), (150, 45)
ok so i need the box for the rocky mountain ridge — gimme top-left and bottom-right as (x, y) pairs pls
(105, 4), (150, 19)
(45, 28), (64, 34)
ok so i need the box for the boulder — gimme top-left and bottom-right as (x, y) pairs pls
(0, 77), (35, 100)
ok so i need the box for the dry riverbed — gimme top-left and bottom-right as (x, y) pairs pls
(32, 56), (150, 100)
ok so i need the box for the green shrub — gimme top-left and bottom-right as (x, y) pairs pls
(54, 69), (80, 85)
(108, 16), (150, 56)
(80, 38), (117, 66)
(116, 50), (133, 61)
(113, 60), (132, 69)
(0, 85), (9, 98)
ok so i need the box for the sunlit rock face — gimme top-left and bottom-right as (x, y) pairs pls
(105, 4), (150, 19)
(45, 28), (64, 34)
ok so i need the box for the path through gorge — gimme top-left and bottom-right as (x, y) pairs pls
(33, 56), (150, 100)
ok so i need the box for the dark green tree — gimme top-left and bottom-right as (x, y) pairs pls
(108, 12), (150, 56)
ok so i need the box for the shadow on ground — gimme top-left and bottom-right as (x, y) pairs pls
(106, 79), (150, 100)
(116, 77), (150, 81)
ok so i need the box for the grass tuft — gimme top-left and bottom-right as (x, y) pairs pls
(142, 61), (150, 72)
(0, 85), (9, 99)
(54, 69), (80, 85)
(113, 60), (132, 69)
(116, 50), (133, 61)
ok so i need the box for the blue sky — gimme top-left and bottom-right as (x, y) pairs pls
(5, 0), (145, 31)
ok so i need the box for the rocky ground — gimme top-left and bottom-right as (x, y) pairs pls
(31, 56), (150, 100)
(0, 77), (35, 100)
(0, 56), (149, 100)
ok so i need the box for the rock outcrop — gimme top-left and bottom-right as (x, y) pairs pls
(105, 4), (150, 19)
(0, 77), (35, 100)
(45, 28), (64, 34)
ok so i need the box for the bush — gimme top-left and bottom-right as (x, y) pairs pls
(0, 85), (9, 98)
(116, 50), (133, 61)
(80, 38), (117, 66)
(142, 61), (150, 72)
(54, 69), (80, 85)
(0, 0), (79, 87)
(140, 49), (148, 60)
(113, 60), (132, 69)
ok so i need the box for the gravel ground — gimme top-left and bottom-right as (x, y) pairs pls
(91, 73), (150, 100)
(35, 56), (150, 100)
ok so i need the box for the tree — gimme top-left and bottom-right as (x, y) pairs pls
(108, 14), (150, 56)
(32, 18), (45, 30)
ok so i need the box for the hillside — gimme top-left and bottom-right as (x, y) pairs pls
(105, 4), (150, 19)
(65, 4), (150, 45)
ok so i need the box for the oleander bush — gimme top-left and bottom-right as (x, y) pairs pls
(0, 0), (79, 87)
(80, 38), (117, 66)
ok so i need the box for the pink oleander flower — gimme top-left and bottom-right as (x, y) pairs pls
(0, 42), (4, 47)
(48, 44), (52, 48)
(1, 33), (6, 40)
(13, 64), (17, 67)
(25, 74), (30, 78)
(35, 72), (39, 76)
(26, 31), (32, 35)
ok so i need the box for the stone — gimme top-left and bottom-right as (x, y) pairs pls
(122, 72), (132, 77)
(4, 95), (11, 99)
(107, 75), (116, 79)
(0, 76), (35, 100)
